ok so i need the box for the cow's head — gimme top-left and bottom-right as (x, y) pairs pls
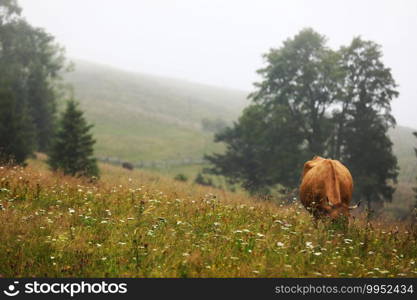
(319, 198), (360, 220)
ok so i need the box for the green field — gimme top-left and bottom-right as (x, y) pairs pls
(0, 159), (416, 277)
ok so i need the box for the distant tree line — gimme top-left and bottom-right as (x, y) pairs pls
(0, 0), (98, 178)
(206, 29), (399, 210)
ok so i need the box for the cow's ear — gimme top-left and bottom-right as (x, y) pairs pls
(349, 201), (361, 209)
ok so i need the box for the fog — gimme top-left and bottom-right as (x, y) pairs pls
(19, 0), (417, 128)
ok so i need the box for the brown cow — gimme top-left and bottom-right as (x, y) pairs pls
(299, 156), (358, 220)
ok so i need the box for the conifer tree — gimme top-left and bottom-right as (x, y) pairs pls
(48, 100), (99, 178)
(339, 38), (398, 210)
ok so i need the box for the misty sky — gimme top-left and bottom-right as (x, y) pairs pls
(19, 0), (417, 128)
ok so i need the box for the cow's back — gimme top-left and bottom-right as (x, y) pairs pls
(300, 158), (353, 208)
(330, 160), (353, 205)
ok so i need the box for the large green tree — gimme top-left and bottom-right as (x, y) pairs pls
(205, 104), (304, 194)
(0, 0), (66, 152)
(338, 38), (398, 209)
(0, 88), (35, 164)
(250, 28), (341, 157)
(48, 100), (99, 178)
(207, 29), (339, 193)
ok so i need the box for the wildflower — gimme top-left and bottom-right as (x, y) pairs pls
(213, 222), (220, 226)
(147, 230), (154, 236)
(182, 253), (190, 257)
(256, 233), (265, 238)
(96, 243), (102, 247)
(68, 208), (75, 214)
(314, 252), (322, 256)
(305, 241), (314, 249)
(101, 257), (107, 261)
(276, 242), (285, 247)
(100, 220), (108, 224)
(344, 238), (352, 244)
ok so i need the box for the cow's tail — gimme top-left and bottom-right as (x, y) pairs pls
(327, 160), (341, 205)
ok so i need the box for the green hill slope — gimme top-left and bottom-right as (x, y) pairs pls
(64, 59), (248, 163)
(387, 126), (417, 218)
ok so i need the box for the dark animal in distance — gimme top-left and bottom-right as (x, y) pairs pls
(122, 162), (134, 171)
(299, 156), (359, 220)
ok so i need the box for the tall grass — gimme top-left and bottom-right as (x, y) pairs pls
(0, 162), (416, 278)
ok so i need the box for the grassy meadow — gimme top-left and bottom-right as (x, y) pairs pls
(1, 157), (416, 278)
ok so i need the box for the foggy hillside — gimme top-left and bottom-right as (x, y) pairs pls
(63, 60), (247, 162)
(64, 60), (416, 181)
(65, 59), (248, 128)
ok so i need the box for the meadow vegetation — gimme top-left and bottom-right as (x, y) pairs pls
(1, 158), (416, 278)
